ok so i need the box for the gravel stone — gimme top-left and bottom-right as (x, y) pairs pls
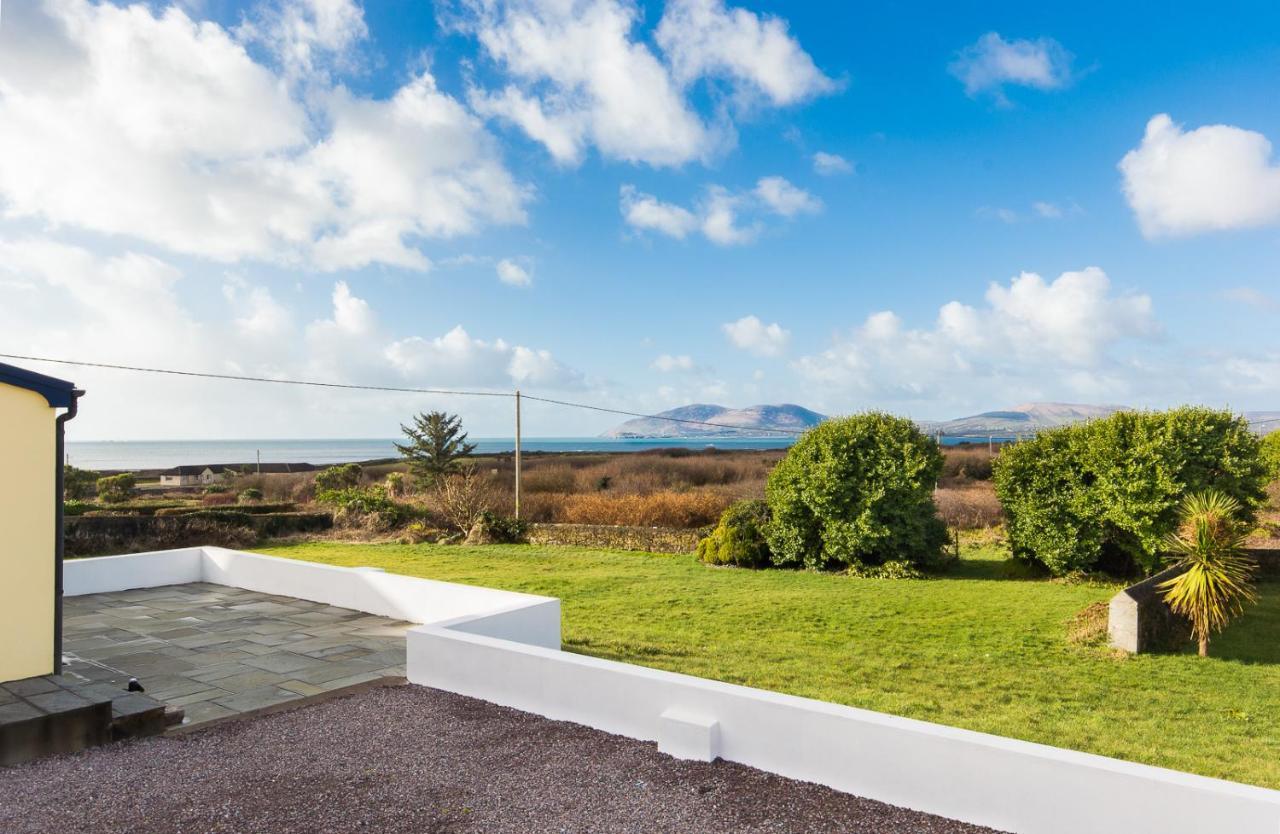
(0, 684), (1004, 833)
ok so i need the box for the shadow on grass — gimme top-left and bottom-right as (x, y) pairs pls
(942, 555), (1048, 582)
(1199, 582), (1280, 665)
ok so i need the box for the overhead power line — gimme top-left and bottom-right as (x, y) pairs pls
(0, 352), (808, 436)
(521, 393), (807, 436)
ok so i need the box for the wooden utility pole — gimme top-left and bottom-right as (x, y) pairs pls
(514, 389), (522, 520)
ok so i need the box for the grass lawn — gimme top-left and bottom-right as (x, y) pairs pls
(255, 539), (1280, 788)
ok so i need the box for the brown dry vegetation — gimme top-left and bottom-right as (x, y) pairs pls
(220, 445), (1003, 531)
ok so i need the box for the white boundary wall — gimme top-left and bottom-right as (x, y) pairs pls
(64, 547), (560, 649)
(64, 548), (1280, 834)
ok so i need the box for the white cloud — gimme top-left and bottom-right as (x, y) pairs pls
(754, 176), (822, 217)
(654, 0), (835, 106)
(385, 325), (581, 388)
(237, 0), (368, 82)
(652, 354), (695, 372)
(949, 32), (1072, 102)
(1119, 114), (1280, 237)
(619, 185), (699, 239)
(793, 268), (1158, 405)
(0, 0), (528, 270)
(496, 258), (532, 286)
(223, 278), (294, 337)
(700, 186), (758, 245)
(457, 0), (829, 166)
(621, 176), (818, 244)
(0, 237), (585, 437)
(812, 151), (852, 176)
(1032, 201), (1062, 218)
(1222, 287), (1280, 313)
(722, 315), (790, 357)
(460, 0), (715, 166)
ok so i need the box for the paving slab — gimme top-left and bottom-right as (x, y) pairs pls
(63, 584), (409, 727)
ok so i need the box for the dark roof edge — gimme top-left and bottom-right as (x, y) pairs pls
(0, 362), (80, 408)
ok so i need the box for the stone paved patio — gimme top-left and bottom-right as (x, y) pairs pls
(63, 583), (410, 726)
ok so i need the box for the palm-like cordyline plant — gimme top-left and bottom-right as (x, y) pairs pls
(1157, 490), (1257, 657)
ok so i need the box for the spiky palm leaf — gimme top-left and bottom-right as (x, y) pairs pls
(1157, 490), (1257, 657)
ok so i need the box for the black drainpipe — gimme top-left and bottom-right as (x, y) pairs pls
(53, 391), (82, 676)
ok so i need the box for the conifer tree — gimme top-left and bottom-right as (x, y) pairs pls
(395, 411), (477, 486)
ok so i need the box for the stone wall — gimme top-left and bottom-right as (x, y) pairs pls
(64, 512), (332, 556)
(526, 523), (704, 554)
(1107, 564), (1191, 653)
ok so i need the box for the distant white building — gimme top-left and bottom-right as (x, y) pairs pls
(158, 462), (316, 486)
(158, 466), (226, 487)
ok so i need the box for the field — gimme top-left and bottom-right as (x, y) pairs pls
(225, 445), (1004, 531)
(255, 537), (1280, 789)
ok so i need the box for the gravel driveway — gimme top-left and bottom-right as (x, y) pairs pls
(0, 683), (1003, 834)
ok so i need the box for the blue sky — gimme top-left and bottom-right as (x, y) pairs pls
(1, 0), (1279, 439)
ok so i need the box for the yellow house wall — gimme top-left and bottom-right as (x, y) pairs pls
(0, 384), (56, 682)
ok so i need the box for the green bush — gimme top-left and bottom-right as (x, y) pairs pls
(467, 511), (527, 544)
(63, 500), (98, 516)
(95, 473), (136, 504)
(1261, 431), (1280, 482)
(315, 463), (363, 494)
(317, 484), (409, 529)
(994, 407), (1269, 576)
(765, 413), (947, 570)
(238, 487), (263, 503)
(64, 465), (98, 500)
(697, 499), (772, 568)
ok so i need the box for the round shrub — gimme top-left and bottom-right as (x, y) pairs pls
(994, 407), (1269, 576)
(1261, 430), (1280, 482)
(697, 500), (772, 568)
(765, 413), (947, 570)
(238, 487), (263, 503)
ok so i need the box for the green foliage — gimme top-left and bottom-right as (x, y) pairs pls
(314, 463), (363, 494)
(994, 407), (1269, 576)
(63, 499), (98, 516)
(765, 412), (947, 570)
(202, 484), (229, 494)
(697, 499), (772, 568)
(395, 411), (477, 486)
(238, 487), (263, 503)
(474, 510), (528, 544)
(1158, 490), (1258, 657)
(95, 473), (136, 504)
(63, 465), (98, 500)
(316, 484), (410, 528)
(846, 559), (926, 580)
(1261, 431), (1280, 482)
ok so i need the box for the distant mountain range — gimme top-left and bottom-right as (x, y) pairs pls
(601, 404), (826, 438)
(603, 401), (1280, 439)
(918, 402), (1126, 437)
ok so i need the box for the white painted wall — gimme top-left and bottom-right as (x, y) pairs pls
(61, 547), (1280, 834)
(408, 623), (1280, 834)
(63, 547), (204, 595)
(64, 548), (560, 650)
